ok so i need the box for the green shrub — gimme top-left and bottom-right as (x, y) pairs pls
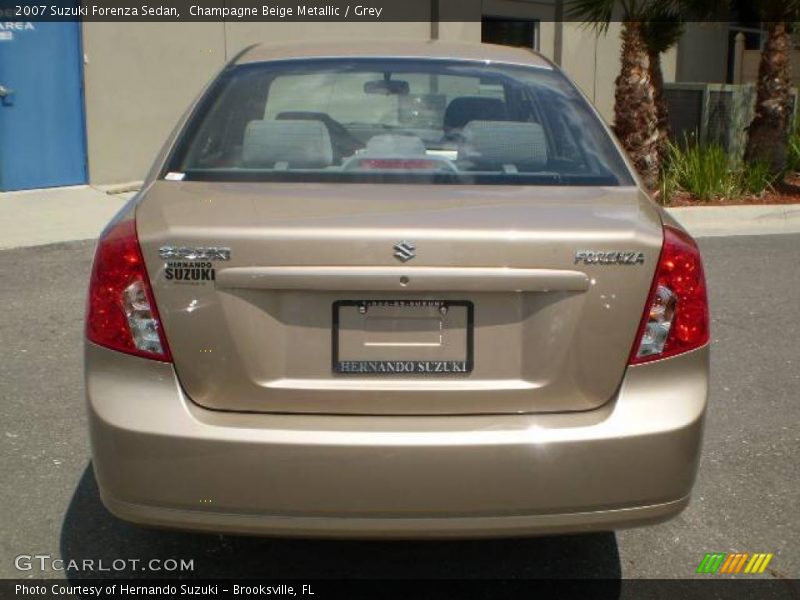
(657, 169), (677, 206)
(661, 140), (741, 202)
(659, 138), (783, 203)
(740, 160), (777, 196)
(785, 124), (800, 174)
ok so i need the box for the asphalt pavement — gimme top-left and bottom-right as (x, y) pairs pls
(0, 234), (798, 582)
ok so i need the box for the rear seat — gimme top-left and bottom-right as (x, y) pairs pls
(458, 120), (548, 172)
(242, 120), (333, 169)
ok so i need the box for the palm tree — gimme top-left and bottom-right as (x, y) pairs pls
(641, 17), (685, 163)
(743, 7), (800, 173)
(568, 0), (661, 187)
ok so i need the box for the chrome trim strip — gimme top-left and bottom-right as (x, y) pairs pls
(215, 266), (589, 292)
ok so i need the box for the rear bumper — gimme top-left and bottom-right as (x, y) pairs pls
(86, 343), (708, 539)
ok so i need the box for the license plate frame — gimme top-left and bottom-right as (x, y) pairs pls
(332, 299), (474, 375)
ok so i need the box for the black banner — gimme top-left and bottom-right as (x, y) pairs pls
(0, 0), (743, 22)
(2, 579), (800, 600)
(3, 0), (433, 22)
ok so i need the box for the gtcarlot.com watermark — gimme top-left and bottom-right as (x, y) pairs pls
(15, 554), (194, 573)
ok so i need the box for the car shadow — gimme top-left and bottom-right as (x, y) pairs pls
(61, 465), (622, 584)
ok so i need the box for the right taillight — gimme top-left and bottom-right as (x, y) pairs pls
(629, 226), (709, 364)
(86, 218), (172, 362)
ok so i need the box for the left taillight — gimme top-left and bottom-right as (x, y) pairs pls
(86, 218), (172, 362)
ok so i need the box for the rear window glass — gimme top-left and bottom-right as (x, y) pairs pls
(168, 58), (634, 186)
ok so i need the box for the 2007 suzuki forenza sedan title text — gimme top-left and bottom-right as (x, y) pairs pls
(85, 41), (710, 538)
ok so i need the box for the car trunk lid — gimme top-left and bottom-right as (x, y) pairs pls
(137, 180), (662, 415)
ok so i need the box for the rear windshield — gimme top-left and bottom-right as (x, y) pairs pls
(168, 58), (634, 186)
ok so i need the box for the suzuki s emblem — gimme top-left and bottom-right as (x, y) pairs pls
(393, 240), (416, 262)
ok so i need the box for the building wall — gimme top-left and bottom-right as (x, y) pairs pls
(676, 22), (729, 84)
(557, 22), (620, 116)
(81, 23), (226, 185)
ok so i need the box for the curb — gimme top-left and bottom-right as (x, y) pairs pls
(93, 181), (144, 195)
(667, 204), (800, 238)
(0, 186), (134, 251)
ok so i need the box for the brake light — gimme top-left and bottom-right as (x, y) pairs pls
(86, 219), (172, 362)
(629, 226), (709, 364)
(358, 158), (442, 170)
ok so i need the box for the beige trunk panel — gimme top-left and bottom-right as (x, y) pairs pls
(137, 181), (663, 415)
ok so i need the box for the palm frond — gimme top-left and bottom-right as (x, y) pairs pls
(748, 0), (800, 20)
(565, 0), (616, 34)
(641, 6), (685, 53)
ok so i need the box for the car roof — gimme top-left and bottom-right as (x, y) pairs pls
(234, 40), (554, 69)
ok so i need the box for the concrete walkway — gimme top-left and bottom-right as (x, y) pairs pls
(1, 185), (799, 250)
(0, 186), (134, 250)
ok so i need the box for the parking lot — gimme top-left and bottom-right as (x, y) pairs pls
(0, 233), (797, 581)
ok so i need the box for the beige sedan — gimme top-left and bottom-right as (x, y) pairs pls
(84, 41), (710, 538)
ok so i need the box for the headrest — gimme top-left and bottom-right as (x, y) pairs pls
(242, 120), (333, 168)
(458, 121), (548, 170)
(443, 97), (508, 130)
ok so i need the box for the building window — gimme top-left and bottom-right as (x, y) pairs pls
(481, 17), (538, 50)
